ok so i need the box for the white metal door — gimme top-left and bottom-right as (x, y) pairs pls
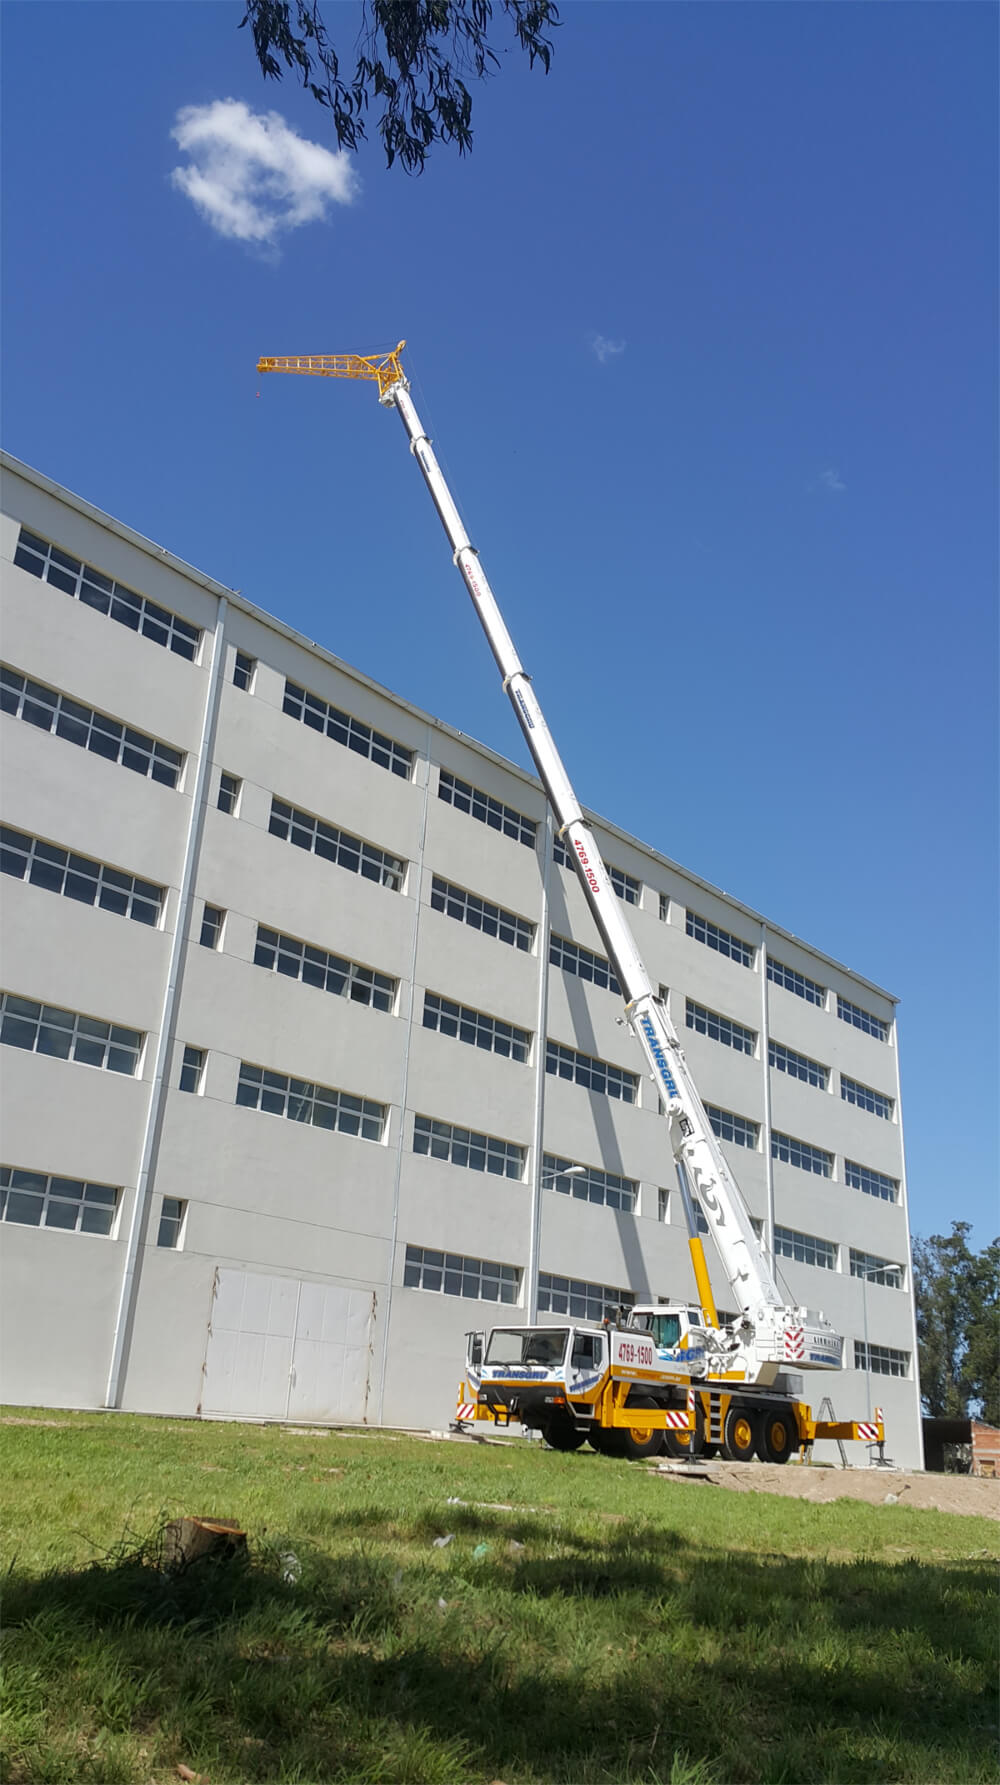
(201, 1269), (375, 1423)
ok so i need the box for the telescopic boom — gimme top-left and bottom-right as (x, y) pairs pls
(257, 343), (844, 1378)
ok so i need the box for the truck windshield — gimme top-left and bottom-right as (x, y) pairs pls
(485, 1329), (569, 1368)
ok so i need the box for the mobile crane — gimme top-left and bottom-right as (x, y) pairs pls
(257, 342), (885, 1464)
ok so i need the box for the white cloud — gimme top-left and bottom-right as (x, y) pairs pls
(170, 99), (357, 247)
(591, 333), (626, 364)
(817, 467), (846, 494)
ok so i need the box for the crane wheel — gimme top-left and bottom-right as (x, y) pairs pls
(663, 1405), (705, 1460)
(758, 1406), (796, 1465)
(542, 1416), (587, 1453)
(620, 1395), (665, 1461)
(723, 1404), (759, 1462)
(588, 1425), (626, 1458)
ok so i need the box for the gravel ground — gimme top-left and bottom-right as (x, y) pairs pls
(663, 1458), (1000, 1521)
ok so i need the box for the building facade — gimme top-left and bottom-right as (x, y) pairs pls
(0, 452), (923, 1465)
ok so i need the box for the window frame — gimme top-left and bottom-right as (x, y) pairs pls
(403, 1243), (520, 1302)
(282, 678), (413, 779)
(545, 1038), (638, 1104)
(0, 991), (143, 1076)
(254, 924), (397, 1013)
(269, 797), (406, 893)
(437, 767), (537, 848)
(686, 908), (755, 968)
(0, 1164), (120, 1236)
(13, 527), (201, 661)
(1, 665), (183, 788)
(1, 825), (164, 927)
(413, 1113), (525, 1180)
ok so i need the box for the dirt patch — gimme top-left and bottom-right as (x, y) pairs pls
(685, 1459), (1000, 1521)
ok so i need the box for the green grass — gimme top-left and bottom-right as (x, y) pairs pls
(1, 1410), (996, 1784)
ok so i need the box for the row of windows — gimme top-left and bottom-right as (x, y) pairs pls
(837, 994), (889, 1042)
(845, 1159), (899, 1203)
(282, 678), (413, 779)
(438, 767), (536, 847)
(1, 1163), (119, 1235)
(403, 1244), (519, 1302)
(539, 1273), (634, 1321)
(841, 1075), (894, 1121)
(0, 992), (142, 1075)
(769, 1039), (828, 1091)
(767, 955), (825, 1006)
(235, 1062), (386, 1141)
(14, 527), (201, 660)
(686, 909), (755, 968)
(546, 1039), (638, 1104)
(430, 874), (534, 951)
(422, 991), (531, 1064)
(254, 924), (397, 1014)
(686, 998), (756, 1056)
(775, 1224), (837, 1271)
(543, 1152), (636, 1213)
(854, 1341), (909, 1377)
(772, 1130), (833, 1177)
(850, 1248), (904, 1288)
(269, 796), (405, 892)
(1, 826), (164, 927)
(550, 933), (621, 995)
(704, 1103), (760, 1150)
(413, 1114), (524, 1179)
(2, 665), (183, 787)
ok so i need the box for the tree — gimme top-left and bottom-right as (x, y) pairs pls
(913, 1221), (999, 1426)
(239, 0), (559, 171)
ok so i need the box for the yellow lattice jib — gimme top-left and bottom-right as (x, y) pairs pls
(256, 341), (407, 399)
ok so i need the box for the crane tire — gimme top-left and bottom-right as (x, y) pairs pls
(663, 1405), (705, 1460)
(621, 1395), (665, 1461)
(542, 1416), (587, 1453)
(723, 1404), (759, 1462)
(588, 1425), (626, 1458)
(758, 1406), (796, 1465)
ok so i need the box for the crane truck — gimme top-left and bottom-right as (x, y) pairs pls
(257, 342), (886, 1466)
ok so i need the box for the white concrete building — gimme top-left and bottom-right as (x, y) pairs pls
(0, 451), (923, 1465)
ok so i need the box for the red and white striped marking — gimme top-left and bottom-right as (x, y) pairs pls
(664, 1409), (692, 1429)
(455, 1403), (477, 1423)
(857, 1422), (879, 1442)
(784, 1327), (805, 1360)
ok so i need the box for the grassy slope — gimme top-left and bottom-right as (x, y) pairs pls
(1, 1410), (996, 1785)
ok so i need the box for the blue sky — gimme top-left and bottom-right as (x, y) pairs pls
(3, 2), (997, 1248)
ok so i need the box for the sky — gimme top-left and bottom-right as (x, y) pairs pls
(2, 2), (997, 1249)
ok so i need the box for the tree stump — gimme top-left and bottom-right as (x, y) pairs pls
(162, 1517), (246, 1572)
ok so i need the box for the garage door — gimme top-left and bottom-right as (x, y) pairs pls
(201, 1268), (376, 1423)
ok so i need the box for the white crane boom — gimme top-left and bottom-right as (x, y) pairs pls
(257, 346), (844, 1378)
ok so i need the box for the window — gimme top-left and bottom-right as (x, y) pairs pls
(270, 798), (405, 892)
(437, 768), (536, 847)
(0, 826), (163, 927)
(549, 933), (621, 996)
(607, 864), (640, 905)
(768, 1039), (828, 1090)
(845, 1159), (899, 1204)
(686, 909), (755, 968)
(552, 831), (571, 867)
(179, 1046), (205, 1094)
(404, 1244), (520, 1302)
(283, 679), (413, 779)
(157, 1196), (187, 1248)
(837, 995), (889, 1042)
(537, 1273), (634, 1322)
(200, 904), (225, 949)
(854, 1341), (909, 1378)
(771, 1130), (833, 1178)
(254, 925), (397, 1013)
(775, 1225), (837, 1271)
(691, 1198), (710, 1237)
(546, 1039), (638, 1104)
(233, 651), (256, 692)
(1, 1164), (119, 1235)
(413, 1114), (525, 1180)
(430, 875), (533, 951)
(1, 665), (183, 788)
(542, 1152), (636, 1213)
(14, 527), (201, 661)
(851, 1249), (903, 1289)
(0, 992), (142, 1075)
(658, 1187), (670, 1222)
(236, 1063), (386, 1140)
(841, 1075), (894, 1121)
(659, 892), (670, 923)
(217, 772), (241, 816)
(704, 1103), (759, 1149)
(686, 998), (756, 1056)
(767, 956), (826, 1007)
(422, 992), (530, 1063)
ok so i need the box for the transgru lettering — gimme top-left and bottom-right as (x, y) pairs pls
(638, 1013), (679, 1097)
